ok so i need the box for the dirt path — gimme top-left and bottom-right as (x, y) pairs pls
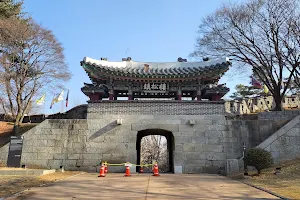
(5, 173), (279, 200)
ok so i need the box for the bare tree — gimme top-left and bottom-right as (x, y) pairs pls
(141, 135), (169, 172)
(191, 0), (300, 111)
(0, 18), (71, 130)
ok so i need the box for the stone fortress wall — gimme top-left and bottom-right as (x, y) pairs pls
(225, 95), (300, 115)
(1, 101), (300, 174)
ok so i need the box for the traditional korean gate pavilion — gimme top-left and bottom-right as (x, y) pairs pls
(80, 57), (231, 101)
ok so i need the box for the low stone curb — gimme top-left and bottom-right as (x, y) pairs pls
(242, 181), (290, 200)
(0, 169), (56, 176)
(2, 172), (86, 199)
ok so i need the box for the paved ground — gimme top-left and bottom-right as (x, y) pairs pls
(6, 173), (279, 200)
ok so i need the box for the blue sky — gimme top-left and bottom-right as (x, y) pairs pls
(23, 0), (250, 114)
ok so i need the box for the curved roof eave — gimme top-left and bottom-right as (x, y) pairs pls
(81, 56), (231, 81)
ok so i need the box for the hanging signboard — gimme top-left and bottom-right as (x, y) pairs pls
(142, 83), (168, 93)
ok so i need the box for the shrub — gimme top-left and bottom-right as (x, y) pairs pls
(244, 148), (273, 174)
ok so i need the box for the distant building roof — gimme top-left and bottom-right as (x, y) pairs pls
(81, 57), (231, 82)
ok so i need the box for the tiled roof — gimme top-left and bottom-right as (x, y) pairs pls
(81, 57), (231, 80)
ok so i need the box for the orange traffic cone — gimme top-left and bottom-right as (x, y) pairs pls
(98, 164), (105, 177)
(153, 163), (159, 176)
(124, 166), (131, 177)
(104, 165), (108, 174)
(139, 166), (144, 173)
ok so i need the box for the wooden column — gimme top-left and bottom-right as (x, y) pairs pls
(212, 93), (222, 101)
(196, 80), (202, 101)
(89, 93), (99, 101)
(128, 84), (133, 100)
(128, 91), (133, 100)
(197, 86), (202, 101)
(109, 89), (114, 100)
(109, 78), (115, 100)
(177, 85), (182, 100)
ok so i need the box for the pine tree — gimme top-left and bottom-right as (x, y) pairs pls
(0, 0), (22, 19)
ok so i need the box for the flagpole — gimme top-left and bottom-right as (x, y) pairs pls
(43, 97), (46, 118)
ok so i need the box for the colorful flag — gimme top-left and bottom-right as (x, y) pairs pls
(50, 90), (64, 109)
(56, 90), (64, 102)
(50, 94), (56, 109)
(263, 85), (269, 94)
(250, 75), (262, 88)
(66, 90), (69, 107)
(36, 94), (45, 105)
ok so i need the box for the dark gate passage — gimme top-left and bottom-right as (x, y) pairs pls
(7, 136), (23, 168)
(136, 129), (174, 173)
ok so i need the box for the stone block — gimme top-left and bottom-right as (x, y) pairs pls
(191, 136), (207, 144)
(131, 124), (179, 132)
(53, 154), (65, 160)
(182, 144), (202, 152)
(38, 146), (62, 154)
(185, 152), (206, 160)
(83, 160), (100, 167)
(202, 144), (223, 152)
(225, 148), (242, 159)
(174, 166), (182, 174)
(231, 142), (242, 148)
(36, 134), (57, 140)
(270, 151), (280, 160)
(37, 152), (53, 159)
(220, 137), (238, 143)
(49, 129), (66, 135)
(73, 123), (88, 130)
(212, 160), (226, 167)
(226, 159), (239, 175)
(207, 125), (230, 131)
(175, 136), (192, 144)
(35, 140), (48, 147)
(129, 166), (136, 173)
(121, 136), (136, 143)
(288, 137), (300, 145)
(48, 160), (63, 169)
(205, 130), (224, 137)
(25, 159), (49, 168)
(82, 153), (101, 160)
(68, 154), (80, 159)
(47, 140), (56, 147)
(207, 136), (221, 144)
(72, 142), (84, 150)
(286, 128), (300, 137)
(188, 159), (208, 166)
(175, 144), (183, 152)
(193, 131), (206, 137)
(102, 153), (126, 163)
(64, 160), (77, 167)
(205, 152), (226, 161)
(22, 146), (33, 153)
(138, 119), (181, 125)
(202, 166), (220, 174)
(22, 139), (34, 146)
(184, 165), (203, 173)
(173, 151), (185, 165)
(22, 152), (37, 160)
(174, 131), (194, 137)
(179, 124), (209, 132)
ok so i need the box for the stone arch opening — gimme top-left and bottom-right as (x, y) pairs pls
(136, 129), (174, 173)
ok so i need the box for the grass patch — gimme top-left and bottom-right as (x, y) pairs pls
(0, 171), (81, 198)
(245, 158), (300, 199)
(0, 122), (38, 147)
(0, 122), (38, 136)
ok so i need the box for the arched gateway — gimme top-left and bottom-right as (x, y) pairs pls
(7, 56), (242, 174)
(136, 129), (174, 173)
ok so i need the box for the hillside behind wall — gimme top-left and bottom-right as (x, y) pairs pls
(257, 115), (300, 163)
